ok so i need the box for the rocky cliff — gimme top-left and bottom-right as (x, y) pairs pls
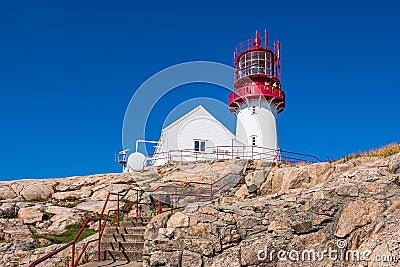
(0, 160), (246, 266)
(143, 153), (400, 267)
(1, 153), (400, 267)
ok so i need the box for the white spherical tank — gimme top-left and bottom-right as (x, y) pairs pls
(127, 152), (146, 171)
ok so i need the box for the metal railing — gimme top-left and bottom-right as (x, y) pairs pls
(228, 84), (285, 106)
(28, 217), (94, 267)
(149, 145), (321, 165)
(235, 37), (270, 57)
(28, 171), (245, 267)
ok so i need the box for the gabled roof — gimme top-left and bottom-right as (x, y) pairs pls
(162, 105), (205, 132)
(154, 105), (237, 155)
(161, 105), (235, 138)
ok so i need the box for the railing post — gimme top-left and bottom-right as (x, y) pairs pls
(71, 243), (75, 267)
(136, 191), (139, 218)
(157, 194), (161, 215)
(97, 222), (101, 261)
(116, 195), (119, 226)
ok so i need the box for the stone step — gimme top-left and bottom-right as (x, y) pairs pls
(101, 250), (143, 262)
(100, 241), (144, 251)
(119, 217), (151, 227)
(119, 221), (149, 228)
(102, 233), (144, 242)
(103, 226), (146, 235)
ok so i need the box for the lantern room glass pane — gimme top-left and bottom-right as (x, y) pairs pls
(237, 50), (274, 78)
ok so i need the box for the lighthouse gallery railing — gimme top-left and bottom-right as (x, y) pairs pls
(148, 145), (321, 165)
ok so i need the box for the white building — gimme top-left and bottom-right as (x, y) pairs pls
(151, 105), (244, 166)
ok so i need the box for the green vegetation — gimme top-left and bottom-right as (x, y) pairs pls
(150, 204), (170, 216)
(38, 224), (97, 245)
(26, 197), (50, 203)
(150, 172), (161, 178)
(107, 214), (124, 225)
(337, 142), (400, 163)
(52, 198), (84, 208)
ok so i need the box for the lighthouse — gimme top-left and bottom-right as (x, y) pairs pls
(124, 30), (289, 171)
(229, 30), (285, 156)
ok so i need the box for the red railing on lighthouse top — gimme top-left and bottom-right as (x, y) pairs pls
(228, 84), (285, 112)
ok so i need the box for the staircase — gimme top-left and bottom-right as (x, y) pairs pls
(29, 162), (250, 267)
(80, 217), (150, 267)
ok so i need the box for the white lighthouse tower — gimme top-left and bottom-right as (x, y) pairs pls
(229, 30), (285, 158)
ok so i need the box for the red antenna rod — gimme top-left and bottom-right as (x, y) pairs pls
(276, 41), (281, 79)
(264, 29), (268, 48)
(254, 30), (260, 46)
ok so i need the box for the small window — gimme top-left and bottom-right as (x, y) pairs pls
(200, 141), (205, 152)
(251, 136), (256, 146)
(194, 140), (206, 152)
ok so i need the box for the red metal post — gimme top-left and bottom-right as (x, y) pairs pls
(136, 191), (139, 217)
(98, 192), (109, 261)
(276, 41), (281, 79)
(97, 224), (101, 261)
(157, 194), (161, 215)
(71, 243), (75, 267)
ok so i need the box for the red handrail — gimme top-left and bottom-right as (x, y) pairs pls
(29, 166), (270, 267)
(29, 186), (144, 267)
(28, 217), (95, 267)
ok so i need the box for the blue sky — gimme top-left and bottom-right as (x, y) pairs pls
(0, 0), (399, 180)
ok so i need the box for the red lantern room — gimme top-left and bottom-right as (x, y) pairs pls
(228, 30), (286, 114)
